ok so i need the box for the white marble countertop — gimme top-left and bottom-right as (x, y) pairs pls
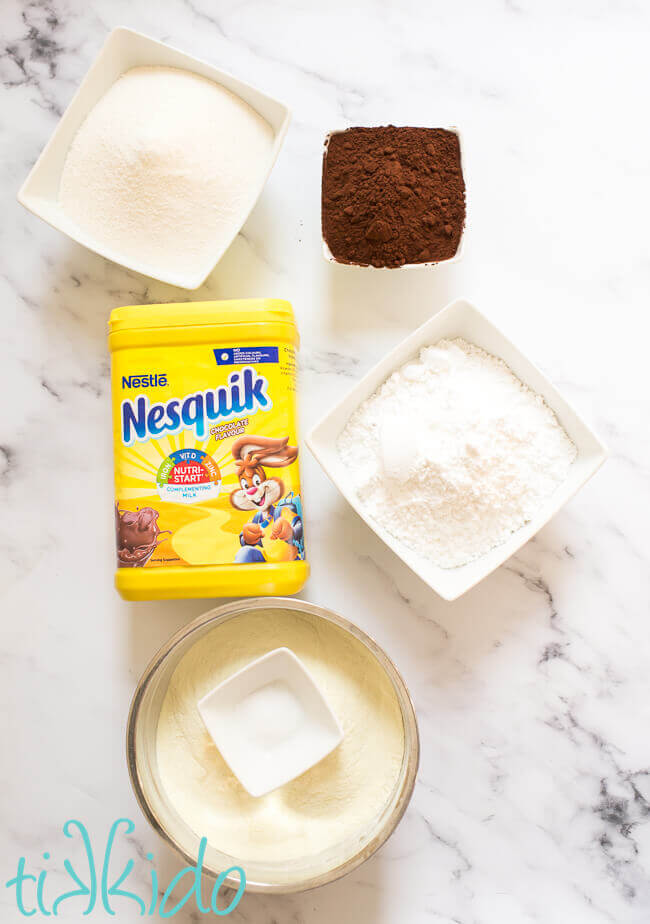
(1, 1), (649, 922)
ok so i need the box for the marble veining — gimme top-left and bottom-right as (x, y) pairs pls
(1, 1), (649, 922)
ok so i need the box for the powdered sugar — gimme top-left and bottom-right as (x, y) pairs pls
(337, 338), (577, 568)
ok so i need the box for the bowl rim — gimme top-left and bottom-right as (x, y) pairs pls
(321, 124), (466, 269)
(17, 26), (291, 290)
(306, 297), (608, 600)
(126, 596), (420, 894)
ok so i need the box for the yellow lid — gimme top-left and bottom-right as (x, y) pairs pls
(109, 298), (295, 333)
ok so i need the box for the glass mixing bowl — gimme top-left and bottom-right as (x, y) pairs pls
(126, 597), (419, 893)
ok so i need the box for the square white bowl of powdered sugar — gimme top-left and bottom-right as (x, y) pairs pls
(307, 298), (607, 601)
(18, 28), (290, 289)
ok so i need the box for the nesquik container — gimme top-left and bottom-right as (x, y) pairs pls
(109, 299), (309, 600)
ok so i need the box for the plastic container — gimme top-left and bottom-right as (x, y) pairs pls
(109, 298), (309, 600)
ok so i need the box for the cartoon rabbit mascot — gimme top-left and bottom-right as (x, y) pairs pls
(229, 435), (304, 564)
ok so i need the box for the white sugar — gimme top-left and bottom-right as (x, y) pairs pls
(59, 66), (273, 278)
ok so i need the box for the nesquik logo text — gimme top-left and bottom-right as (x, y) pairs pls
(121, 366), (271, 446)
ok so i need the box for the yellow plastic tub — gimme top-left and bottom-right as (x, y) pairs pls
(109, 299), (309, 600)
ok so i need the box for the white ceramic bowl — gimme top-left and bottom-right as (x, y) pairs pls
(17, 27), (291, 289)
(307, 298), (607, 601)
(322, 126), (466, 269)
(197, 646), (343, 798)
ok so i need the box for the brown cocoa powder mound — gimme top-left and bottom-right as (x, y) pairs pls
(321, 126), (465, 268)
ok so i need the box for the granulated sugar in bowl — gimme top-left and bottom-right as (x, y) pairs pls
(18, 29), (291, 289)
(59, 66), (273, 284)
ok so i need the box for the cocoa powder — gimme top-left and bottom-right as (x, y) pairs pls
(322, 126), (465, 268)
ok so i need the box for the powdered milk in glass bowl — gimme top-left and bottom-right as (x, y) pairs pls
(127, 598), (419, 893)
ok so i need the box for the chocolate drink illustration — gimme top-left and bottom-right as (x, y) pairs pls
(115, 504), (170, 568)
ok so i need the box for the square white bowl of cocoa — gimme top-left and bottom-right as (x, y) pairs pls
(321, 125), (466, 269)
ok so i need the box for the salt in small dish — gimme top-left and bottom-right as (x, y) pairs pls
(197, 646), (343, 798)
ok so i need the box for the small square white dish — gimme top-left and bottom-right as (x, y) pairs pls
(17, 27), (291, 289)
(307, 298), (607, 601)
(322, 126), (466, 269)
(197, 647), (343, 798)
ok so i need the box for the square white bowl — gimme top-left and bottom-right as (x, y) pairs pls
(307, 298), (607, 601)
(197, 647), (343, 798)
(322, 126), (466, 269)
(17, 27), (291, 290)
